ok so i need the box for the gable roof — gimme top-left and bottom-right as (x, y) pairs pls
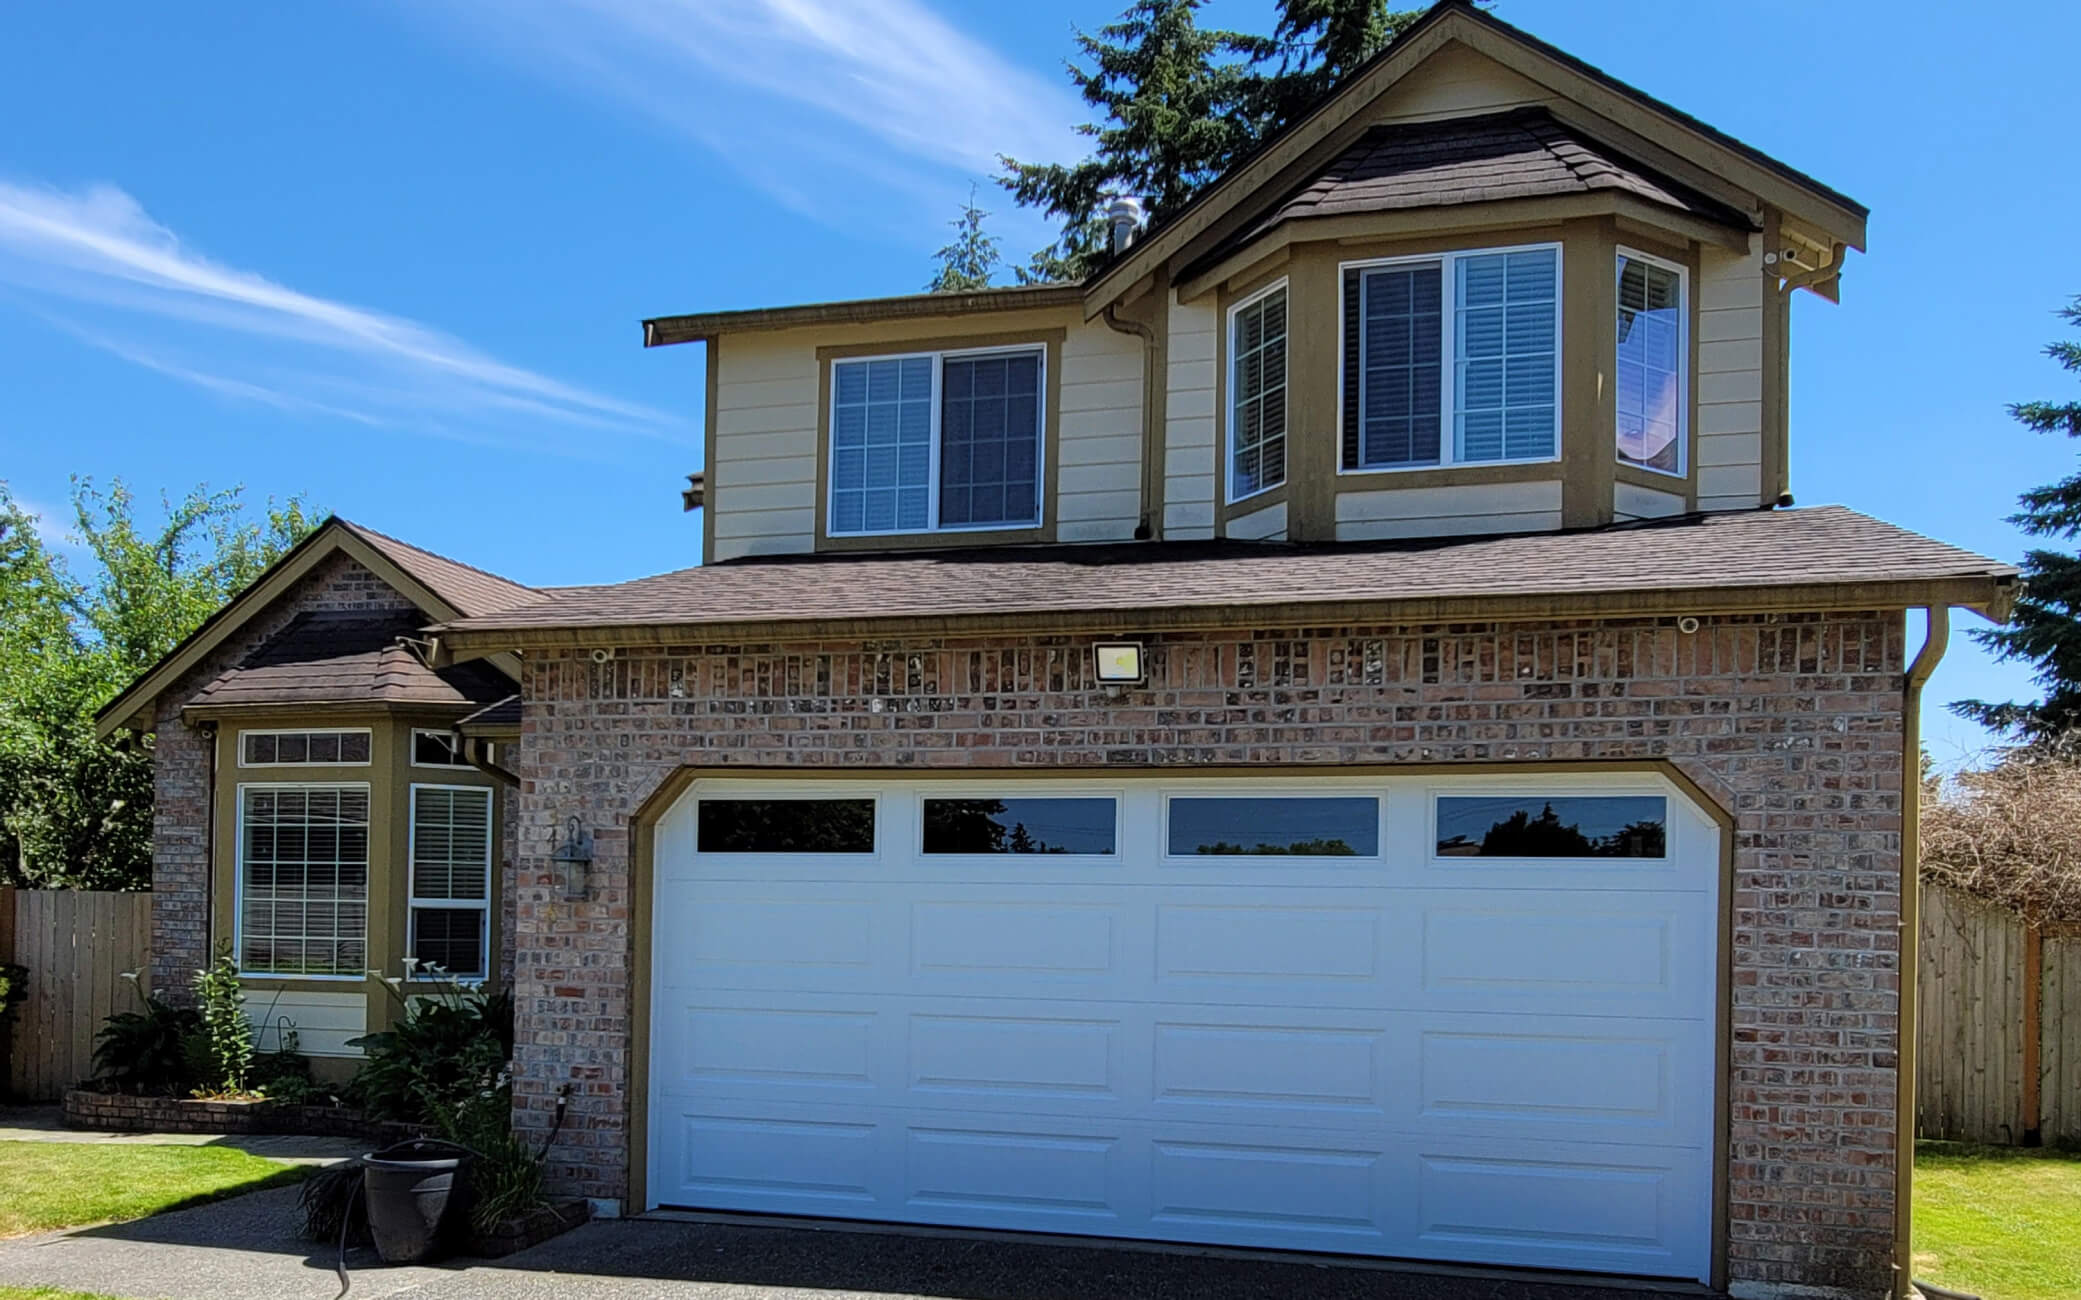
(184, 610), (515, 715)
(432, 507), (2013, 653)
(94, 517), (539, 737)
(1084, 0), (1866, 316)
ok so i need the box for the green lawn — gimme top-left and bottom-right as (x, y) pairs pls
(0, 1289), (125, 1300)
(1915, 1141), (2081, 1300)
(0, 1141), (303, 1240)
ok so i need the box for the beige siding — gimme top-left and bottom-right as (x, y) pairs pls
(1366, 41), (1552, 125)
(1614, 482), (1687, 521)
(1056, 322), (1146, 542)
(249, 988), (367, 1058)
(1227, 499), (1288, 541)
(1695, 242), (1766, 512)
(1164, 293), (1219, 539)
(712, 335), (819, 561)
(1335, 479), (1562, 540)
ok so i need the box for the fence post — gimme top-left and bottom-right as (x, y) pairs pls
(2023, 921), (2043, 1146)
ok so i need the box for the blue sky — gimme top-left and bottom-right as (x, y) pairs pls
(1, 0), (2075, 766)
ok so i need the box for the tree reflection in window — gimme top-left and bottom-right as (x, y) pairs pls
(1435, 796), (1666, 858)
(697, 799), (875, 853)
(922, 798), (1116, 855)
(1167, 797), (1379, 856)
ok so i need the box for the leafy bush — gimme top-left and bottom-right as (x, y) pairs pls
(346, 969), (513, 1123)
(92, 997), (201, 1094)
(424, 1082), (549, 1234)
(0, 963), (24, 1025)
(191, 945), (255, 1096)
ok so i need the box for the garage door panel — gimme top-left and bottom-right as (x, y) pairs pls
(1411, 895), (1712, 1016)
(655, 1108), (881, 1209)
(905, 1127), (1126, 1224)
(910, 901), (1122, 983)
(1148, 1136), (1387, 1243)
(664, 1003), (879, 1092)
(908, 1012), (1126, 1102)
(1410, 1020), (1702, 1145)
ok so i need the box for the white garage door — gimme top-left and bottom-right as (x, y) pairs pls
(648, 773), (1719, 1282)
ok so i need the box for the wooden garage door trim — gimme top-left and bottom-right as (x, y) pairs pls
(626, 759), (1732, 1289)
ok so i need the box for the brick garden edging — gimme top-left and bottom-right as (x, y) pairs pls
(64, 1088), (427, 1144)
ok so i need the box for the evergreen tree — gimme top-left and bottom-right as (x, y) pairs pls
(925, 185), (1002, 293)
(1955, 296), (2081, 743)
(999, 0), (1431, 283)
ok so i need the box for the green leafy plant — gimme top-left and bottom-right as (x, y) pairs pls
(0, 963), (25, 1025)
(190, 944), (255, 1096)
(92, 996), (202, 1094)
(346, 964), (513, 1122)
(252, 1022), (319, 1105)
(423, 1082), (550, 1234)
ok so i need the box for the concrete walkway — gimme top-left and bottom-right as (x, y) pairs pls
(0, 1105), (363, 1167)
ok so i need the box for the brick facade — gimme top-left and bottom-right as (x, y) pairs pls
(510, 610), (1910, 1297)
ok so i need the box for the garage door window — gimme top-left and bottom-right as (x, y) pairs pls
(1435, 794), (1667, 858)
(697, 798), (875, 853)
(922, 797), (1116, 855)
(1166, 796), (1379, 856)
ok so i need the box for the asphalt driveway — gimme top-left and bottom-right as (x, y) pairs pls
(0, 1181), (1708, 1300)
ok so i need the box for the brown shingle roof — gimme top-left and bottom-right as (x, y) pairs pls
(1248, 108), (1750, 241)
(339, 521), (545, 617)
(433, 507), (2014, 647)
(188, 611), (515, 712)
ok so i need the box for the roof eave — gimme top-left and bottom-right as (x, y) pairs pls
(644, 285), (1088, 347)
(431, 572), (2017, 663)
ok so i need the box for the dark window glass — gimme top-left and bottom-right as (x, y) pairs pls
(698, 799), (875, 853)
(414, 731), (466, 766)
(1166, 796), (1379, 857)
(411, 907), (486, 977)
(338, 732), (371, 763)
(922, 797), (1117, 855)
(245, 733), (278, 764)
(939, 351), (1042, 528)
(1353, 264), (1443, 468)
(1435, 795), (1667, 858)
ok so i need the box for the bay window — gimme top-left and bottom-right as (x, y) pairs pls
(238, 785), (369, 976)
(828, 346), (1044, 536)
(1342, 244), (1560, 471)
(409, 784), (493, 978)
(1616, 248), (1688, 475)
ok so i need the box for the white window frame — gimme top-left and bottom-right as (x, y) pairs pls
(410, 727), (480, 770)
(1224, 277), (1291, 505)
(1614, 244), (1690, 479)
(1336, 240), (1565, 475)
(237, 727), (373, 768)
(406, 782), (495, 981)
(232, 781), (372, 981)
(825, 344), (1049, 538)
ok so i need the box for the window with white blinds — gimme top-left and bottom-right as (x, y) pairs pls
(409, 785), (493, 978)
(1228, 282), (1289, 501)
(1616, 249), (1688, 475)
(1342, 244), (1561, 470)
(238, 785), (369, 976)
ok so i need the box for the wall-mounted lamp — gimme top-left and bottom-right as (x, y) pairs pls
(550, 815), (593, 900)
(1093, 642), (1146, 699)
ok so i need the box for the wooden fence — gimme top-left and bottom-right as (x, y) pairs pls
(1917, 883), (2081, 1145)
(0, 888), (152, 1102)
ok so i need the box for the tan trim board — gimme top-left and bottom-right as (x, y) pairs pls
(703, 337), (720, 564)
(646, 285), (1085, 348)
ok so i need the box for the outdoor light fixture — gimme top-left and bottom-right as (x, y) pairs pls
(1093, 641), (1147, 695)
(550, 815), (593, 900)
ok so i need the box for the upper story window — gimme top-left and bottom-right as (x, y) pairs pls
(411, 728), (486, 769)
(1615, 248), (1688, 475)
(240, 728), (371, 767)
(828, 347), (1043, 536)
(1228, 281), (1289, 501)
(1342, 244), (1560, 471)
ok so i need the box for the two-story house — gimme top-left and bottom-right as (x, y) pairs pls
(98, 4), (2015, 1297)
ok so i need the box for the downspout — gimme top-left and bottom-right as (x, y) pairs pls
(1896, 604), (1949, 1300)
(450, 724), (520, 789)
(1103, 300), (1161, 541)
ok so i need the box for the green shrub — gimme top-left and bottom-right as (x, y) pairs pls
(424, 1082), (548, 1233)
(346, 969), (513, 1123)
(0, 963), (25, 1025)
(191, 944), (255, 1096)
(92, 997), (202, 1094)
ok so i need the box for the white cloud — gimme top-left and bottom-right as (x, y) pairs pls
(407, 0), (1082, 241)
(0, 180), (686, 453)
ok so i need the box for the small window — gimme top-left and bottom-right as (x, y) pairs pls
(922, 797), (1117, 855)
(1228, 282), (1288, 500)
(1343, 245), (1559, 470)
(411, 729), (479, 769)
(1166, 796), (1379, 857)
(697, 798), (875, 853)
(828, 348), (1043, 536)
(409, 786), (493, 978)
(1435, 795), (1668, 858)
(241, 729), (371, 766)
(239, 785), (370, 975)
(1616, 249), (1687, 475)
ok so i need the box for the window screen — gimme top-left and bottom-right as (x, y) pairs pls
(239, 786), (370, 975)
(410, 786), (492, 978)
(1455, 248), (1558, 462)
(1230, 286), (1288, 498)
(939, 352), (1041, 527)
(830, 356), (933, 534)
(1617, 254), (1685, 473)
(1348, 264), (1443, 468)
